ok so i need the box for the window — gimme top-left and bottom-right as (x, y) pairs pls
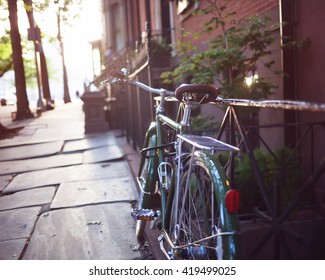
(111, 3), (124, 52)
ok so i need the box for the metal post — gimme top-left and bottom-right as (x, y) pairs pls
(28, 26), (44, 114)
(35, 45), (44, 113)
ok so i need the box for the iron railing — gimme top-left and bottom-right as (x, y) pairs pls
(120, 76), (325, 258)
(92, 28), (325, 259)
(214, 102), (325, 259)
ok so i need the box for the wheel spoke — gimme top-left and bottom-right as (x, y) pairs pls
(169, 157), (220, 259)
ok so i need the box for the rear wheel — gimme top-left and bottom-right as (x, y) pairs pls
(169, 155), (220, 259)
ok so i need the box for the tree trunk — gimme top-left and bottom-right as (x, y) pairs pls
(24, 0), (52, 103)
(57, 9), (71, 103)
(0, 121), (23, 139)
(8, 0), (33, 120)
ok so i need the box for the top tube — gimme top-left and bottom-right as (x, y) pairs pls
(130, 79), (175, 97)
(107, 70), (175, 97)
(107, 69), (325, 112)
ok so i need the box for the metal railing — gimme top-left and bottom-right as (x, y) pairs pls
(215, 100), (325, 259)
(93, 30), (325, 259)
(120, 80), (325, 258)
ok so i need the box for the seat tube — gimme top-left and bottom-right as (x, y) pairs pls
(156, 111), (167, 224)
(173, 138), (183, 225)
(180, 102), (192, 134)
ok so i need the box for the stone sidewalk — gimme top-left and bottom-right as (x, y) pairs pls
(0, 101), (144, 260)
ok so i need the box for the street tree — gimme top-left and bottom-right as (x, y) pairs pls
(8, 0), (33, 120)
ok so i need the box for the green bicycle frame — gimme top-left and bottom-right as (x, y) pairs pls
(138, 108), (181, 218)
(138, 100), (241, 259)
(108, 69), (241, 259)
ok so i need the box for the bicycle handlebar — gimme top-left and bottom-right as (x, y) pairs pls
(110, 70), (128, 80)
(106, 69), (325, 112)
(108, 70), (175, 97)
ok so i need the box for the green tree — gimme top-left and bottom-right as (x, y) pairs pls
(0, 1), (43, 82)
(161, 0), (279, 100)
(0, 30), (13, 78)
(0, 0), (13, 78)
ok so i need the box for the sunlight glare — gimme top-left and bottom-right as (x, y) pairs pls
(5, 0), (103, 98)
(63, 0), (102, 88)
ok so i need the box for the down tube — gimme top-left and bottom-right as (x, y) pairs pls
(138, 122), (159, 209)
(156, 116), (167, 229)
(156, 114), (180, 230)
(196, 150), (242, 259)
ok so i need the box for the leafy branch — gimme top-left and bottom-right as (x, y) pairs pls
(161, 0), (281, 100)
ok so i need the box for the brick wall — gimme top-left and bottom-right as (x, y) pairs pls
(175, 0), (279, 43)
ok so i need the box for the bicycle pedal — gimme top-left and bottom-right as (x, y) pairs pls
(131, 209), (160, 221)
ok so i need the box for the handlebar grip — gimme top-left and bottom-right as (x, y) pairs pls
(110, 70), (128, 80)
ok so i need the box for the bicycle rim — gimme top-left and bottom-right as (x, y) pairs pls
(169, 156), (219, 260)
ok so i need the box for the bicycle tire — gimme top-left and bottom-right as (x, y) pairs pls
(168, 151), (241, 259)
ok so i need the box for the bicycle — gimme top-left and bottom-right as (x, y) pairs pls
(107, 69), (241, 260)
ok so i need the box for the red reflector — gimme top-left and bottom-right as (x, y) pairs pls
(225, 189), (240, 213)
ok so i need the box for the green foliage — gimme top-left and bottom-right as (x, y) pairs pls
(219, 147), (299, 213)
(161, 0), (279, 100)
(0, 31), (13, 78)
(0, 0), (82, 83)
(21, 39), (38, 88)
(0, 3), (11, 78)
(55, 0), (83, 26)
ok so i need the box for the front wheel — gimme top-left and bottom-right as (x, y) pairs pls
(168, 151), (241, 260)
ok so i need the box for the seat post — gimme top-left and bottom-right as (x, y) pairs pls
(180, 102), (193, 132)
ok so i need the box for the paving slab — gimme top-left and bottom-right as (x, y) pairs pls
(23, 204), (143, 260)
(31, 124), (84, 142)
(0, 137), (72, 149)
(0, 187), (56, 211)
(63, 133), (116, 153)
(0, 207), (42, 241)
(0, 153), (82, 175)
(29, 104), (85, 142)
(0, 239), (27, 260)
(0, 141), (64, 161)
(83, 145), (124, 163)
(51, 177), (135, 209)
(2, 126), (37, 140)
(0, 175), (13, 192)
(4, 162), (131, 193)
